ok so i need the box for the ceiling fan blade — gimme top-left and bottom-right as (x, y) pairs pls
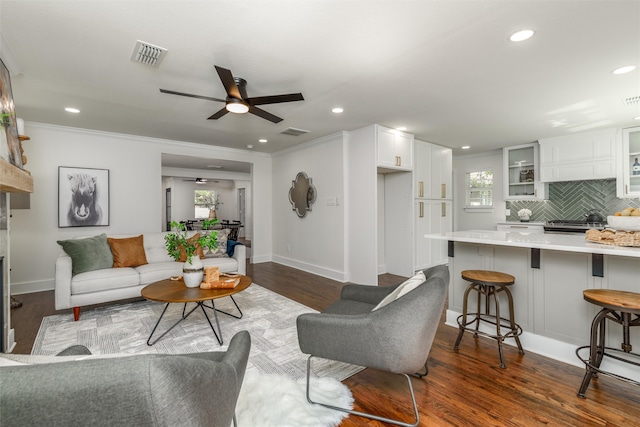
(159, 89), (225, 103)
(208, 108), (229, 120)
(215, 66), (242, 99)
(249, 106), (283, 123)
(246, 93), (304, 106)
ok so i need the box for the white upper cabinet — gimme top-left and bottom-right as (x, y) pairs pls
(503, 143), (547, 201)
(414, 140), (452, 199)
(538, 128), (618, 182)
(618, 126), (640, 198)
(376, 125), (413, 171)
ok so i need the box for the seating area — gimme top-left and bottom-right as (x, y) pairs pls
(0, 331), (251, 427)
(297, 265), (449, 426)
(55, 231), (246, 321)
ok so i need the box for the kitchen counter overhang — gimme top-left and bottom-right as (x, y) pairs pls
(426, 230), (640, 258)
(425, 230), (640, 382)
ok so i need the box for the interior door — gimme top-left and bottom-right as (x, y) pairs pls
(165, 188), (171, 231)
(237, 188), (246, 238)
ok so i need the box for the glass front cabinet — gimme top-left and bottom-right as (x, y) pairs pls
(619, 126), (640, 197)
(503, 143), (547, 201)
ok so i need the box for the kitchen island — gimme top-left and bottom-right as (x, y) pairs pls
(426, 230), (640, 381)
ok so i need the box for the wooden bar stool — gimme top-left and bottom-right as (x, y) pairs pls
(576, 289), (640, 398)
(454, 270), (524, 368)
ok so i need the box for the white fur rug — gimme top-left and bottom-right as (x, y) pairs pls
(236, 371), (353, 427)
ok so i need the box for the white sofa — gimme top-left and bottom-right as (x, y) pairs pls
(55, 231), (246, 321)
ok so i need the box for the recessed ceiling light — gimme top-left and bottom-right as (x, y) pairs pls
(634, 116), (640, 120)
(332, 107), (344, 114)
(65, 107), (80, 113)
(509, 29), (535, 42)
(246, 144), (254, 149)
(461, 146), (470, 150)
(259, 139), (268, 143)
(612, 65), (636, 75)
(396, 126), (407, 131)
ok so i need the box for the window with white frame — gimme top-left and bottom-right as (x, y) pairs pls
(194, 189), (217, 219)
(465, 169), (493, 208)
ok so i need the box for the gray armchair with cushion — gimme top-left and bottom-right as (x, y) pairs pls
(297, 265), (449, 427)
(0, 330), (251, 427)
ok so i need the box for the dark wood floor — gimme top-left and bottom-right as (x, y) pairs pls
(9, 262), (640, 426)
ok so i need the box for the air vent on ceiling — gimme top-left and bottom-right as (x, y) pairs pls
(278, 127), (310, 137)
(130, 40), (167, 66)
(622, 95), (640, 106)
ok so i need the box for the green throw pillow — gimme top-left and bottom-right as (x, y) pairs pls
(57, 234), (114, 275)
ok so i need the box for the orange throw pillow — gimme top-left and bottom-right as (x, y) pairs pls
(178, 233), (206, 262)
(108, 235), (149, 268)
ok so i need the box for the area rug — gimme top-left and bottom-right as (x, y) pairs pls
(32, 284), (363, 381)
(236, 371), (352, 427)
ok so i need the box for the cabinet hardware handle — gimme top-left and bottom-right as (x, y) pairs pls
(441, 184), (446, 199)
(419, 181), (424, 198)
(419, 202), (424, 218)
(441, 202), (446, 217)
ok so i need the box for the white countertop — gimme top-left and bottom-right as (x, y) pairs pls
(425, 230), (640, 258)
(496, 221), (545, 226)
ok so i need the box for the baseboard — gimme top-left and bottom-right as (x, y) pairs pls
(10, 279), (54, 295)
(445, 309), (640, 382)
(271, 255), (347, 282)
(251, 254), (272, 264)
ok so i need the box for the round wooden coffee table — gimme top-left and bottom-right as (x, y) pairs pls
(141, 275), (251, 346)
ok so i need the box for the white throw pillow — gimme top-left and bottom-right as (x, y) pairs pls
(372, 271), (426, 311)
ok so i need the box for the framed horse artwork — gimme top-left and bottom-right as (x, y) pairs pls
(58, 166), (110, 227)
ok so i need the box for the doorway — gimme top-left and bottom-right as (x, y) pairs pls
(237, 188), (246, 238)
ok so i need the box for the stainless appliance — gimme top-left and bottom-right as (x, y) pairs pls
(544, 220), (607, 234)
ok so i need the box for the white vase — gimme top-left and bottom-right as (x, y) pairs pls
(183, 257), (204, 288)
(520, 215), (530, 222)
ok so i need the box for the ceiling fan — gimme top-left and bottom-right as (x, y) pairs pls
(183, 178), (217, 184)
(160, 65), (304, 123)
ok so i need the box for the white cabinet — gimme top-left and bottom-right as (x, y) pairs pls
(414, 139), (453, 271)
(414, 141), (452, 199)
(503, 143), (547, 201)
(415, 200), (452, 270)
(346, 124), (414, 285)
(377, 125), (413, 171)
(617, 126), (640, 198)
(539, 128), (618, 182)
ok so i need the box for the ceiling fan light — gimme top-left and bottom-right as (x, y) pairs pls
(226, 99), (249, 114)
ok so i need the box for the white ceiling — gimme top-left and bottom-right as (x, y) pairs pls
(2, 1), (639, 157)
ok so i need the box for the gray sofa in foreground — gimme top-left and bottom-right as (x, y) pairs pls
(0, 331), (251, 427)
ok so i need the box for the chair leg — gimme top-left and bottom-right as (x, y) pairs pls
(305, 356), (420, 427)
(414, 360), (428, 378)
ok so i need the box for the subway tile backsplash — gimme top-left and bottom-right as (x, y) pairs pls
(506, 179), (640, 222)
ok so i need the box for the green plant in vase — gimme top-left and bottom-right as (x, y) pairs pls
(165, 218), (219, 264)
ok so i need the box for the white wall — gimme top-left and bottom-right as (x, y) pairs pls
(271, 132), (346, 281)
(10, 122), (272, 293)
(453, 149), (506, 231)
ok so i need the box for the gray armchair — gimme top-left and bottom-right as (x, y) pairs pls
(0, 330), (251, 427)
(297, 265), (449, 427)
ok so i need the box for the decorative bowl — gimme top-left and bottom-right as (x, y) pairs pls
(607, 216), (640, 231)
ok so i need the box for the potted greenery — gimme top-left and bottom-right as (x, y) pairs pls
(165, 219), (219, 287)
